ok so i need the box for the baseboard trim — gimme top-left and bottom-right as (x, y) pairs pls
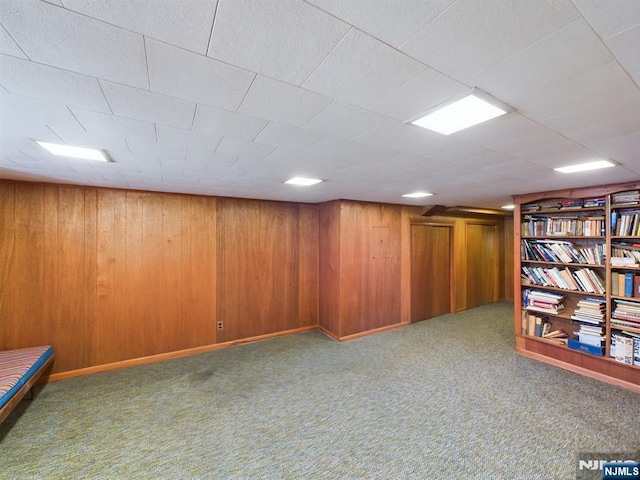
(514, 347), (640, 394)
(319, 322), (410, 342)
(42, 326), (318, 383)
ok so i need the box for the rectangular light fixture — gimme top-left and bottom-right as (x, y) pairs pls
(402, 192), (433, 198)
(284, 177), (322, 186)
(554, 160), (616, 173)
(406, 87), (514, 135)
(36, 141), (112, 162)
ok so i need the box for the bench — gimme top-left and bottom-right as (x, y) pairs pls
(0, 346), (54, 424)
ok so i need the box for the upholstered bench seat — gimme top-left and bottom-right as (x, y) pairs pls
(0, 345), (54, 423)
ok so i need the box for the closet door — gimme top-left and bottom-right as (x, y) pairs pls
(411, 224), (452, 322)
(466, 222), (498, 309)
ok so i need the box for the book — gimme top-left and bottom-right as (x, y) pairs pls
(613, 333), (634, 365)
(625, 272), (634, 298)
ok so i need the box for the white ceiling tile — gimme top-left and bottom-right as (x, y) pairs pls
(588, 130), (640, 163)
(100, 80), (197, 129)
(0, 25), (27, 58)
(62, 0), (217, 55)
(302, 28), (426, 108)
(451, 113), (547, 148)
(400, 0), (580, 79)
(306, 0), (454, 47)
(157, 125), (222, 153)
(0, 0), (148, 88)
(215, 137), (275, 161)
(303, 101), (387, 139)
(0, 92), (85, 141)
(146, 38), (254, 111)
(366, 68), (467, 121)
(305, 135), (398, 163)
(69, 107), (157, 148)
(356, 120), (453, 157)
(540, 93), (640, 142)
(605, 24), (640, 86)
(208, 0), (349, 85)
(253, 122), (324, 150)
(0, 55), (110, 112)
(573, 0), (640, 38)
(238, 76), (332, 126)
(192, 104), (268, 141)
(467, 18), (613, 103)
(517, 62), (636, 121)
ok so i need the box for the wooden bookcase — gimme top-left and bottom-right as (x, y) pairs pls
(513, 182), (640, 393)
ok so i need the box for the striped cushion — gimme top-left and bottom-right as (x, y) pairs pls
(0, 346), (53, 409)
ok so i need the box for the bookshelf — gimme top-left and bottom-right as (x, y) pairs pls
(513, 183), (640, 393)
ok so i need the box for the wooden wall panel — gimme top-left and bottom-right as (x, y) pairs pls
(319, 201), (341, 337)
(0, 182), (15, 350)
(502, 215), (514, 301)
(298, 204), (319, 327)
(216, 198), (311, 342)
(56, 187), (95, 372)
(185, 196), (217, 348)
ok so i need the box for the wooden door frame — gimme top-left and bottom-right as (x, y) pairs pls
(409, 221), (455, 319)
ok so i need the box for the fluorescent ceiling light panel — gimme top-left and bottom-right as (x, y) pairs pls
(406, 88), (514, 135)
(284, 177), (322, 186)
(554, 160), (616, 173)
(402, 192), (433, 198)
(501, 205), (515, 210)
(36, 141), (111, 162)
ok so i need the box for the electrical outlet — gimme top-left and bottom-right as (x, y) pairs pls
(217, 321), (223, 330)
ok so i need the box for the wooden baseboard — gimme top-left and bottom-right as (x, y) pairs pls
(43, 326), (318, 383)
(515, 347), (640, 394)
(319, 322), (410, 342)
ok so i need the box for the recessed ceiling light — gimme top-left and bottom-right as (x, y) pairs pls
(501, 205), (515, 210)
(402, 192), (434, 198)
(36, 141), (112, 162)
(284, 177), (323, 186)
(554, 160), (616, 173)
(406, 87), (514, 135)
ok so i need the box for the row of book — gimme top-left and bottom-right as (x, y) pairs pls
(521, 196), (606, 212)
(522, 289), (565, 315)
(611, 272), (640, 298)
(610, 299), (640, 330)
(521, 265), (605, 294)
(611, 242), (640, 265)
(521, 239), (604, 265)
(610, 331), (640, 366)
(610, 210), (640, 236)
(611, 190), (640, 207)
(521, 311), (568, 342)
(521, 215), (605, 237)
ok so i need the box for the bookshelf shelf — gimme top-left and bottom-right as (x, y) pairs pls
(514, 183), (640, 392)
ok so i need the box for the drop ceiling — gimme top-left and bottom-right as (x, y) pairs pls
(1, 0), (639, 208)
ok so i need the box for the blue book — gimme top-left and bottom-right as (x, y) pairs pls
(611, 210), (618, 235)
(624, 272), (634, 297)
(568, 338), (604, 356)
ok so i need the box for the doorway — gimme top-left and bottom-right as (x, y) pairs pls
(410, 224), (453, 322)
(466, 222), (498, 308)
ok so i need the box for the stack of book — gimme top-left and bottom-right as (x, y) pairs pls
(523, 289), (565, 315)
(583, 196), (606, 208)
(571, 297), (606, 324)
(611, 190), (640, 207)
(560, 198), (584, 209)
(610, 299), (640, 330)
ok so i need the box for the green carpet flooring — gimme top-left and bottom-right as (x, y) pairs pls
(1, 302), (638, 479)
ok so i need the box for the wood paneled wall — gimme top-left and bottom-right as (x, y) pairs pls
(1, 180), (511, 376)
(0, 181), (316, 376)
(216, 198), (318, 342)
(319, 203), (513, 340)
